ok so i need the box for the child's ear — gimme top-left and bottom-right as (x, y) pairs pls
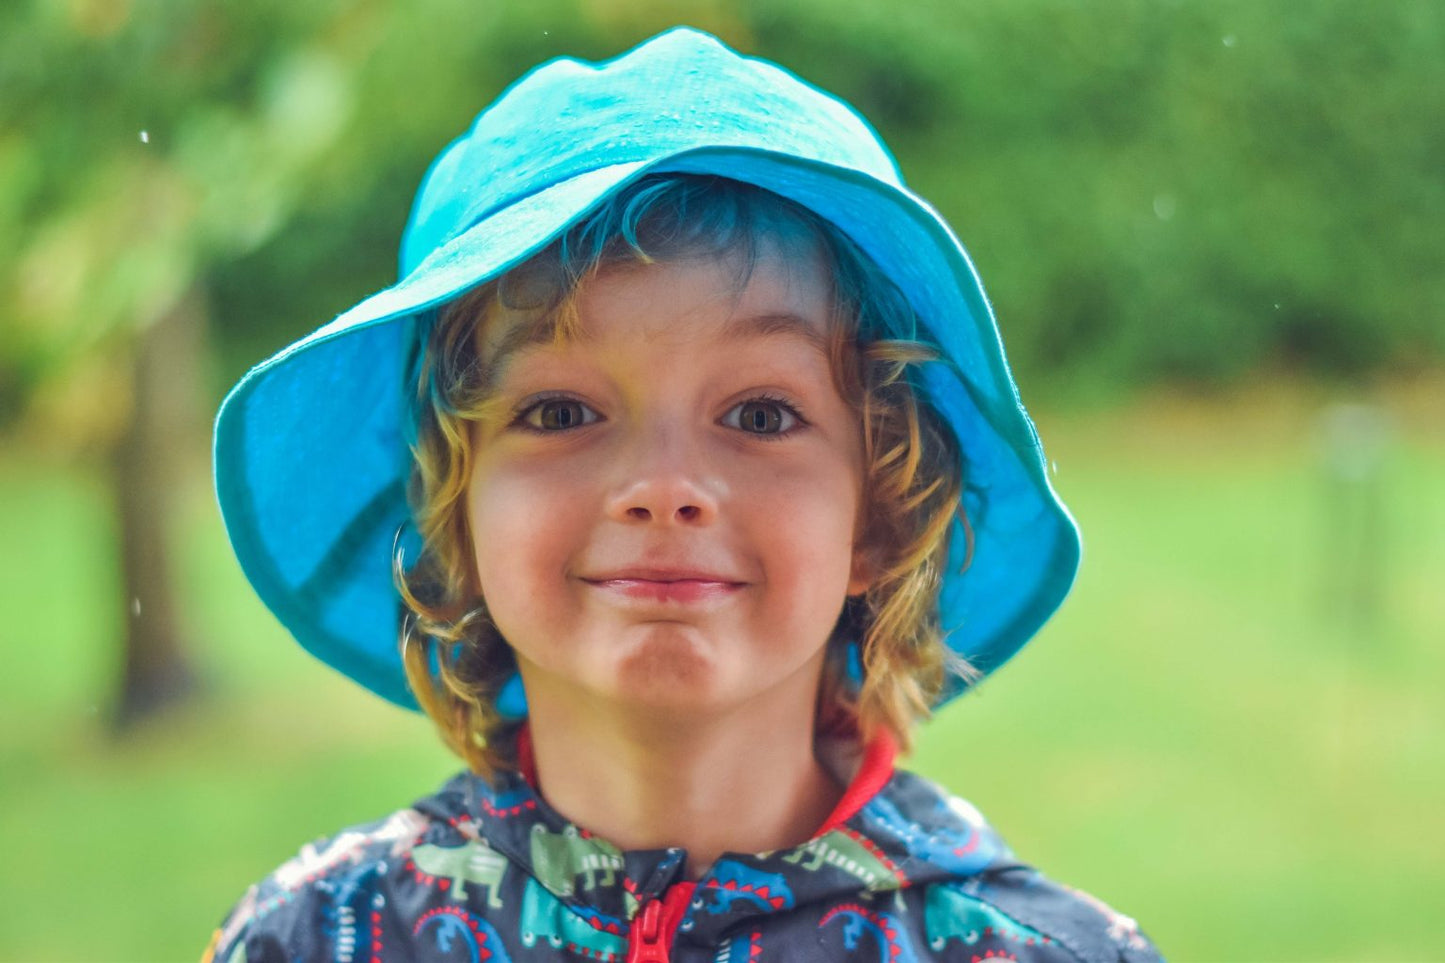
(847, 544), (877, 597)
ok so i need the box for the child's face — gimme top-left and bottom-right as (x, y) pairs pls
(464, 241), (872, 720)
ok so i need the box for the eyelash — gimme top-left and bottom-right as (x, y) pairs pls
(506, 392), (809, 437)
(724, 393), (809, 439)
(509, 394), (601, 433)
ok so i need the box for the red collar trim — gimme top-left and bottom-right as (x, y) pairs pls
(516, 724), (540, 788)
(815, 730), (897, 835)
(515, 724), (896, 837)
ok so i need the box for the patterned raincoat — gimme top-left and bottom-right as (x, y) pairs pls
(206, 737), (1160, 963)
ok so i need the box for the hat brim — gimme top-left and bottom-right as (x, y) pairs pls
(215, 147), (1079, 710)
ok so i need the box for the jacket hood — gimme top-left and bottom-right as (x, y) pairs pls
(410, 761), (1017, 951)
(211, 755), (1163, 963)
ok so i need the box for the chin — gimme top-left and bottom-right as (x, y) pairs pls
(610, 636), (719, 700)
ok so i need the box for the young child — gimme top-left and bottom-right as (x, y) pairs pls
(208, 28), (1161, 963)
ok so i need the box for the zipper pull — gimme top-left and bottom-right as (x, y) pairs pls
(626, 897), (669, 963)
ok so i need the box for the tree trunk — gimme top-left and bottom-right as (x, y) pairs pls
(110, 286), (208, 731)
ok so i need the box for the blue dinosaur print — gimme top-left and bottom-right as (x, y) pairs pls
(475, 783), (538, 819)
(696, 860), (795, 913)
(713, 929), (761, 963)
(860, 796), (998, 876)
(317, 859), (382, 963)
(412, 907), (513, 963)
(819, 904), (920, 963)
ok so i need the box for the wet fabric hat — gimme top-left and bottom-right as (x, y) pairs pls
(214, 27), (1081, 711)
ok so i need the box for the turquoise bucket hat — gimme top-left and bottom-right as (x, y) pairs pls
(214, 27), (1080, 712)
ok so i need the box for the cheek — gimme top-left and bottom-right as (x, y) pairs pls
(749, 469), (864, 594)
(466, 462), (576, 588)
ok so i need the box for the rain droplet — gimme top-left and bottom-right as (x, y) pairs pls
(1051, 460), (1059, 475)
(131, 597), (142, 616)
(139, 129), (150, 144)
(1222, 34), (1237, 48)
(1153, 193), (1177, 221)
(1273, 302), (1281, 310)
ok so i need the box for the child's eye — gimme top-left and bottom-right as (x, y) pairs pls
(517, 397), (600, 431)
(723, 397), (803, 435)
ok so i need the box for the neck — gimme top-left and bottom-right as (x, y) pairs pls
(522, 684), (846, 879)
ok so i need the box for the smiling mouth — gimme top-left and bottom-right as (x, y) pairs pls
(582, 573), (745, 604)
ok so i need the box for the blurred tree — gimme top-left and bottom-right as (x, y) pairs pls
(0, 0), (371, 727)
(0, 0), (666, 727)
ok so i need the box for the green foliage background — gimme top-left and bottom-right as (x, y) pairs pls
(3, 0), (1442, 422)
(1, 0), (1442, 960)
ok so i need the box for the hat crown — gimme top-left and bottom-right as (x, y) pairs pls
(401, 27), (903, 277)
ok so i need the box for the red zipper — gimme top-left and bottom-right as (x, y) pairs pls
(625, 882), (695, 963)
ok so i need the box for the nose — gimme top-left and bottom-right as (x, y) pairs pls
(604, 426), (720, 526)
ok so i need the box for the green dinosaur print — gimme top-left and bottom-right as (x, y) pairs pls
(529, 823), (626, 898)
(520, 878), (628, 961)
(780, 828), (906, 893)
(409, 840), (508, 909)
(924, 883), (1051, 950)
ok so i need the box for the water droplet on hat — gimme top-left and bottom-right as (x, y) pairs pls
(138, 129), (149, 144)
(1222, 34), (1237, 47)
(131, 597), (141, 616)
(1152, 193), (1176, 221)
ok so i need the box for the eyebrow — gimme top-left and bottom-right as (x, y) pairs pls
(486, 309), (830, 382)
(488, 315), (560, 362)
(477, 314), (565, 391)
(716, 311), (831, 354)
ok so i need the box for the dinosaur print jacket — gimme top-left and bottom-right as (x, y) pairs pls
(205, 741), (1162, 963)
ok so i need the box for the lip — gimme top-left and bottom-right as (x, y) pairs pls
(581, 568), (746, 604)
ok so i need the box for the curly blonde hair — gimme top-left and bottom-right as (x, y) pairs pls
(398, 175), (972, 779)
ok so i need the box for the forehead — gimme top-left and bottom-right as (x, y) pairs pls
(478, 235), (837, 370)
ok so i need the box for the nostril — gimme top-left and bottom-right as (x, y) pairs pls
(614, 499), (708, 524)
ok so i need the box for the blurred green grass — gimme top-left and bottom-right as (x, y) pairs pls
(1, 380), (1441, 961)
